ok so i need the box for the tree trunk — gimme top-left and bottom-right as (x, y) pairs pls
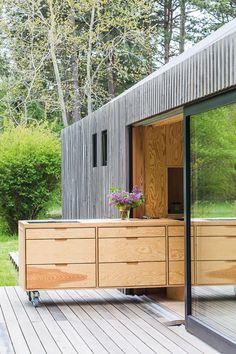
(179, 0), (186, 54)
(107, 52), (115, 98)
(69, 7), (81, 122)
(164, 0), (173, 64)
(48, 0), (68, 127)
(86, 5), (95, 116)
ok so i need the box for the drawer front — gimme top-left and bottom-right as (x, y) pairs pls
(99, 262), (166, 287)
(169, 237), (184, 261)
(99, 237), (165, 262)
(168, 261), (194, 285)
(26, 239), (95, 264)
(26, 264), (95, 289)
(196, 226), (236, 237)
(99, 226), (165, 238)
(168, 226), (194, 237)
(169, 237), (195, 261)
(196, 237), (236, 260)
(26, 227), (95, 240)
(169, 261), (184, 285)
(168, 226), (184, 237)
(196, 261), (236, 285)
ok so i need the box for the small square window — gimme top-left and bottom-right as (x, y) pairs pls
(92, 133), (97, 167)
(101, 130), (108, 166)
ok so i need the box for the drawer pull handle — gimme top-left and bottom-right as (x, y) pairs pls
(55, 263), (68, 266)
(54, 228), (67, 230)
(126, 261), (139, 264)
(54, 238), (67, 241)
(126, 237), (138, 240)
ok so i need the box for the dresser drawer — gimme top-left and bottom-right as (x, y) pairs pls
(169, 261), (184, 285)
(26, 239), (95, 264)
(196, 237), (236, 260)
(99, 237), (165, 262)
(169, 261), (194, 285)
(99, 262), (166, 287)
(26, 227), (95, 240)
(98, 226), (165, 238)
(169, 237), (184, 261)
(168, 226), (194, 237)
(196, 261), (236, 285)
(196, 226), (236, 237)
(26, 264), (96, 289)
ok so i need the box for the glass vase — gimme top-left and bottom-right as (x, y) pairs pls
(119, 208), (130, 220)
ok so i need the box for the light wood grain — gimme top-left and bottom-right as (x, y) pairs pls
(152, 113), (183, 127)
(144, 125), (167, 217)
(98, 226), (165, 238)
(196, 261), (236, 284)
(99, 262), (166, 287)
(196, 225), (236, 237)
(26, 239), (95, 264)
(27, 264), (96, 289)
(166, 121), (183, 166)
(166, 287), (184, 301)
(168, 261), (184, 285)
(19, 225), (26, 289)
(99, 237), (166, 262)
(169, 237), (184, 261)
(196, 236), (236, 261)
(168, 226), (194, 237)
(168, 226), (184, 236)
(132, 127), (145, 218)
(26, 227), (95, 239)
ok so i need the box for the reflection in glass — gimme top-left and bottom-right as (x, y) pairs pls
(190, 103), (236, 343)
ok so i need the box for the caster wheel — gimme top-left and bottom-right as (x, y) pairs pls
(27, 291), (32, 302)
(27, 291), (40, 307)
(32, 297), (39, 307)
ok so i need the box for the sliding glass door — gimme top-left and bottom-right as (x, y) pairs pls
(185, 91), (236, 353)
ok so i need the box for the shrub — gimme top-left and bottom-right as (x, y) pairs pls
(0, 124), (61, 233)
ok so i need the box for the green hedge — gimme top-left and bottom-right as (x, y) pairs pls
(0, 124), (61, 233)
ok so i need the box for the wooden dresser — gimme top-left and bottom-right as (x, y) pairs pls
(19, 219), (185, 297)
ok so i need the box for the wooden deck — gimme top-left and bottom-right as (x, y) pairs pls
(0, 287), (219, 354)
(192, 285), (236, 343)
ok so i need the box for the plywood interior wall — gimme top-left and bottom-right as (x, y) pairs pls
(132, 118), (183, 218)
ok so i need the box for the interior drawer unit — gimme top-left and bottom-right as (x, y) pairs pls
(26, 264), (96, 289)
(169, 261), (195, 285)
(98, 226), (165, 238)
(168, 237), (194, 260)
(196, 261), (236, 285)
(196, 236), (236, 261)
(26, 239), (95, 264)
(168, 225), (194, 237)
(26, 227), (95, 240)
(196, 225), (236, 237)
(169, 261), (184, 285)
(99, 237), (165, 263)
(99, 262), (166, 287)
(169, 237), (184, 261)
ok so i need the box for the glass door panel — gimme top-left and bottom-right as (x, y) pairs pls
(190, 102), (236, 343)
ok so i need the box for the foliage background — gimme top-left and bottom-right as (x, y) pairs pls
(0, 123), (61, 233)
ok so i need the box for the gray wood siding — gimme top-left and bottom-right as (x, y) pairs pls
(62, 20), (236, 219)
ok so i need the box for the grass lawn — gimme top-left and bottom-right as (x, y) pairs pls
(0, 200), (62, 287)
(192, 201), (236, 218)
(0, 233), (18, 286)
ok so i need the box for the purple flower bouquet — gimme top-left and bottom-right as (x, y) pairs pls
(108, 186), (144, 219)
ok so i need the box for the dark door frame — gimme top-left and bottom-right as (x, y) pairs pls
(184, 89), (236, 354)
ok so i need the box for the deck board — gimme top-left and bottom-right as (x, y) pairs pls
(0, 286), (220, 354)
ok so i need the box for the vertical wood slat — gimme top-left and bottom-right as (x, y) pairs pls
(62, 22), (236, 219)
